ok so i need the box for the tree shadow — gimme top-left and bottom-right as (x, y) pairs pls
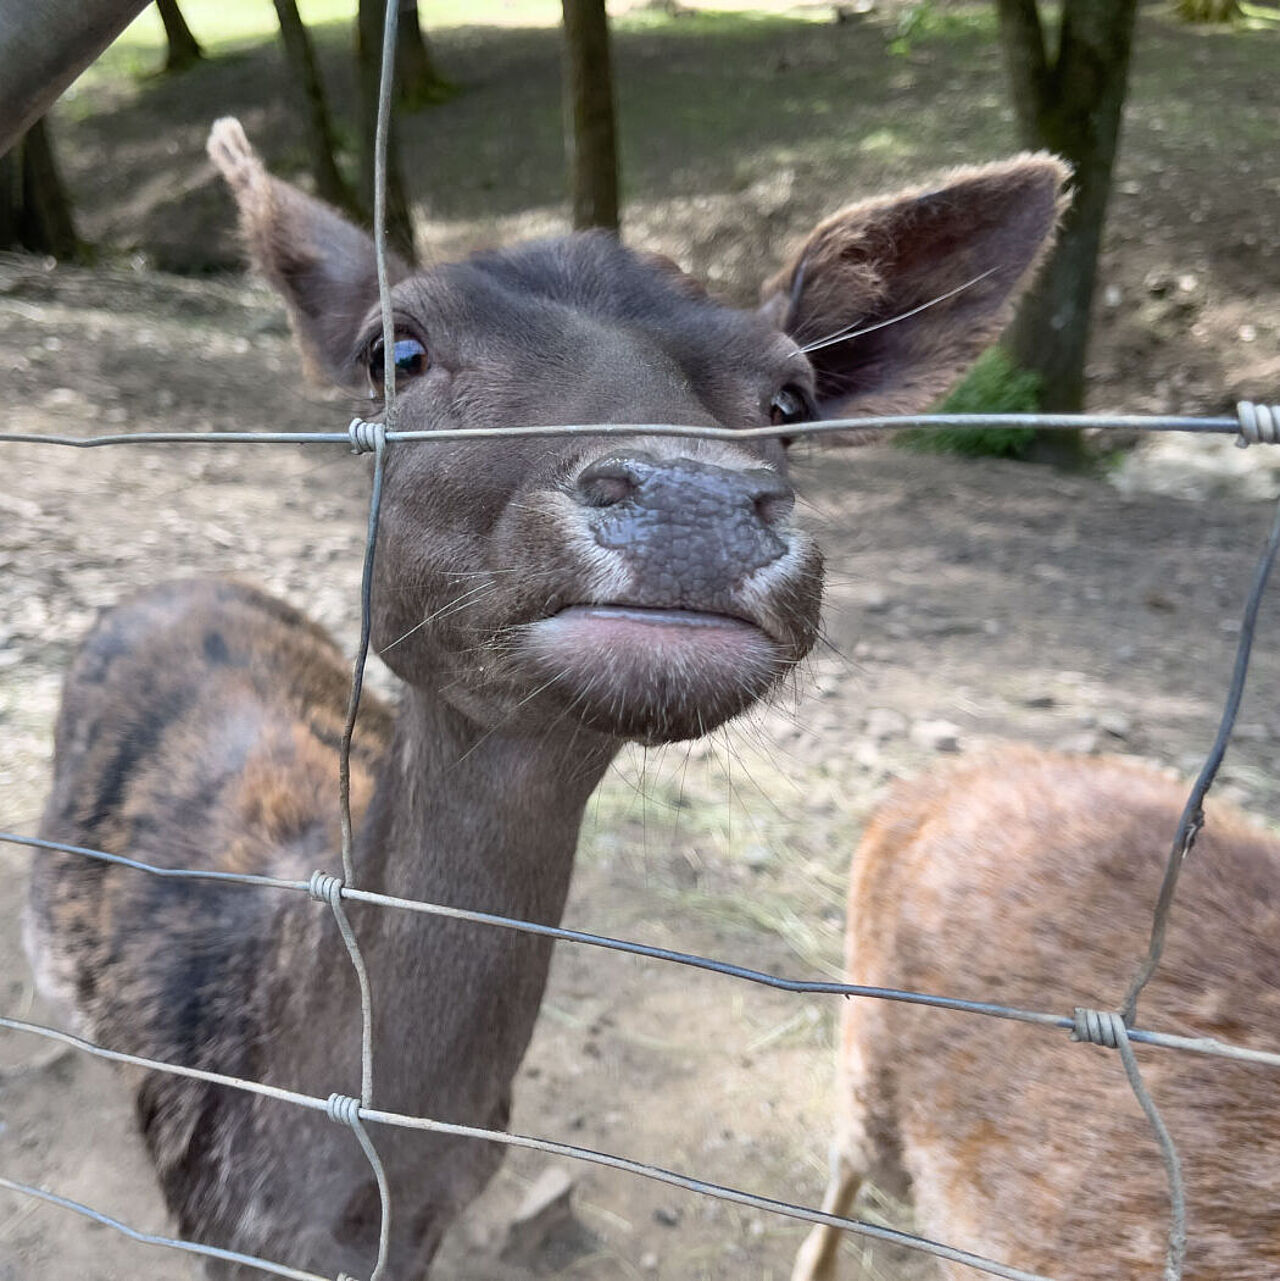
(49, 6), (1279, 308)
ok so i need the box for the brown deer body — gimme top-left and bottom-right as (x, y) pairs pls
(25, 120), (1064, 1278)
(793, 746), (1280, 1281)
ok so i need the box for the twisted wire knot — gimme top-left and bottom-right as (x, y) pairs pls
(1071, 1007), (1126, 1049)
(1236, 401), (1280, 447)
(308, 870), (345, 907)
(348, 418), (387, 455)
(327, 1092), (363, 1128)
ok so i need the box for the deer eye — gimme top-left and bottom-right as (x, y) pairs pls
(769, 386), (811, 438)
(368, 333), (428, 395)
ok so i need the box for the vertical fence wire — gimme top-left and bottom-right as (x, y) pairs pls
(1090, 487), (1280, 1280)
(1121, 494), (1280, 1028)
(315, 2), (405, 1277)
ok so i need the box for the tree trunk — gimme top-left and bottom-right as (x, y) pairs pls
(560, 0), (620, 232)
(0, 144), (20, 251)
(0, 0), (152, 154)
(356, 0), (416, 261)
(0, 118), (80, 259)
(996, 0), (1140, 437)
(272, 0), (361, 216)
(155, 0), (203, 73)
(395, 0), (453, 109)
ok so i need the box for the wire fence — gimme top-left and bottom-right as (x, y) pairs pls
(3, 5), (1280, 1280)
(8, 418), (1280, 1281)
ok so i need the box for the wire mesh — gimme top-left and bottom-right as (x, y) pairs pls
(3, 4), (1280, 1280)
(7, 471), (1278, 1280)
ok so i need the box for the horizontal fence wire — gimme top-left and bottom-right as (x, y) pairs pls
(0, 406), (1276, 451)
(0, 1175), (331, 1281)
(4, 827), (1280, 1072)
(0, 1015), (1053, 1281)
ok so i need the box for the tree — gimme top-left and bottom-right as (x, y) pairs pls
(996, 0), (1139, 436)
(395, 1), (453, 109)
(0, 118), (80, 259)
(560, 0), (620, 231)
(155, 0), (203, 73)
(355, 0), (416, 261)
(272, 0), (361, 216)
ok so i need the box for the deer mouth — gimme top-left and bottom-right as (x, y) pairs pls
(557, 603), (767, 635)
(517, 603), (789, 743)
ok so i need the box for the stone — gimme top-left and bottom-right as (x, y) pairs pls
(1097, 711), (1132, 740)
(909, 719), (961, 753)
(500, 1166), (577, 1265)
(1055, 730), (1101, 756)
(864, 707), (908, 742)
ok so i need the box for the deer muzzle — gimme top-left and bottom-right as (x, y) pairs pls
(511, 450), (819, 743)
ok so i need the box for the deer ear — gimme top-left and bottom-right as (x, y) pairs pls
(207, 117), (408, 389)
(762, 155), (1070, 420)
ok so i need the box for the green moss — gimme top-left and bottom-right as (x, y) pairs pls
(898, 348), (1042, 459)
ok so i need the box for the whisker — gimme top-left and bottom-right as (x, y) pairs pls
(446, 670), (567, 770)
(799, 268), (999, 356)
(378, 582), (496, 654)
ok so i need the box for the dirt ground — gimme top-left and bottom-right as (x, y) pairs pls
(2, 5), (1280, 1277)
(2, 243), (1280, 1281)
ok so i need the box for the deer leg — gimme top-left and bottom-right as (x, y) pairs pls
(791, 1134), (865, 1281)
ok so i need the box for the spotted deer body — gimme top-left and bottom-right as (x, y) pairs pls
(793, 747), (1280, 1281)
(26, 119), (1064, 1277)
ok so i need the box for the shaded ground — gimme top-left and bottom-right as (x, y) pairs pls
(46, 2), (1280, 414)
(3, 253), (1280, 1280)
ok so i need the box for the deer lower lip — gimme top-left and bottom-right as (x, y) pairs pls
(543, 604), (780, 654)
(518, 604), (786, 742)
(558, 604), (761, 632)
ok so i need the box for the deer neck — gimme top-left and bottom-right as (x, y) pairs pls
(356, 685), (615, 911)
(343, 686), (616, 1115)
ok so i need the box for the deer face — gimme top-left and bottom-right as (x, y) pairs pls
(209, 119), (1065, 745)
(358, 239), (823, 743)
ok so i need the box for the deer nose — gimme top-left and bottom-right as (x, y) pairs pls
(576, 457), (642, 508)
(576, 454), (795, 528)
(575, 454), (795, 598)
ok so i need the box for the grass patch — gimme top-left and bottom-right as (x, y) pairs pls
(111, 0), (562, 50)
(898, 347), (1042, 459)
(886, 1), (997, 56)
(69, 0), (564, 91)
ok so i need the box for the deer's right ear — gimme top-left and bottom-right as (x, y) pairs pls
(760, 155), (1069, 420)
(207, 118), (407, 389)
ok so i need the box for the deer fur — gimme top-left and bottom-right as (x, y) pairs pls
(793, 746), (1280, 1281)
(26, 118), (1065, 1278)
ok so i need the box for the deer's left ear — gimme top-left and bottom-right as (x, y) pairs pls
(207, 117), (410, 390)
(762, 155), (1070, 419)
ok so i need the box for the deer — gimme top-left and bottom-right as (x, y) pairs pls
(792, 745), (1280, 1281)
(23, 117), (1066, 1279)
